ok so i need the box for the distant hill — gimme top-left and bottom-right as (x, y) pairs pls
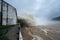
(52, 16), (60, 21)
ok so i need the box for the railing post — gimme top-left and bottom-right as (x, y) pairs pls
(1, 0), (3, 25)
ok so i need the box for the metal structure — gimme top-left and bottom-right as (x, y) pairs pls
(0, 0), (17, 25)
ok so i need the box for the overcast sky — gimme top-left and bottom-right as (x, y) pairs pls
(4, 0), (60, 25)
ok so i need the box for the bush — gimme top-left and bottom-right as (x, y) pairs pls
(0, 25), (16, 35)
(0, 25), (16, 29)
(0, 35), (9, 40)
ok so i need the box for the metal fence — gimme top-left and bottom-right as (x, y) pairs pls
(0, 0), (17, 25)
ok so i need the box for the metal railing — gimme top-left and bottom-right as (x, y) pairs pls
(0, 0), (17, 25)
(17, 23), (23, 40)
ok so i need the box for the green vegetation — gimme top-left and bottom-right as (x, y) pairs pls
(0, 35), (9, 40)
(0, 25), (16, 40)
(0, 25), (16, 29)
